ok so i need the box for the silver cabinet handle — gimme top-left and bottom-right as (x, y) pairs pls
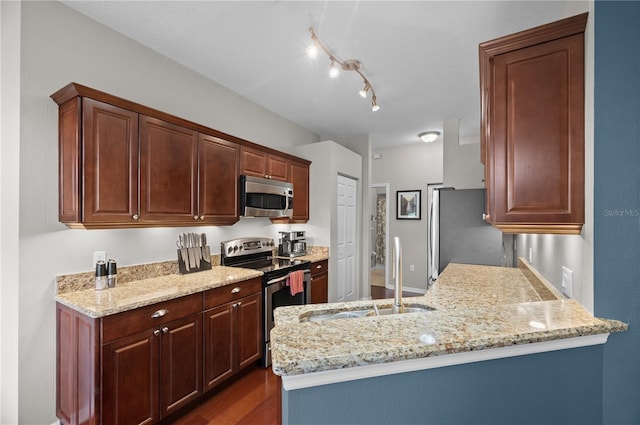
(162, 327), (169, 333)
(199, 215), (205, 221)
(237, 301), (242, 306)
(316, 265), (322, 269)
(151, 309), (168, 318)
(153, 329), (161, 337)
(132, 214), (139, 220)
(193, 215), (199, 221)
(231, 287), (241, 294)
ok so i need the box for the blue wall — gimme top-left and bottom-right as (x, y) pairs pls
(283, 346), (603, 425)
(594, 2), (640, 424)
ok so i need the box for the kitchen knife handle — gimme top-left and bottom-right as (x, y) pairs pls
(151, 309), (168, 318)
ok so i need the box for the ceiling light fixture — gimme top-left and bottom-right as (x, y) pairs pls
(418, 131), (440, 143)
(307, 27), (380, 112)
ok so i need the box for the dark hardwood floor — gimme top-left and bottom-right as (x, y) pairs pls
(370, 285), (422, 299)
(174, 286), (420, 424)
(173, 365), (279, 425)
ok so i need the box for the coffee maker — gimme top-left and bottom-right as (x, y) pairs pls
(278, 231), (307, 257)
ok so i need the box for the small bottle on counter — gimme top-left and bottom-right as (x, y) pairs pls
(95, 260), (107, 290)
(107, 259), (117, 288)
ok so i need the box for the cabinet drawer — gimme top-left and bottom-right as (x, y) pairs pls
(204, 277), (261, 310)
(102, 293), (202, 343)
(311, 260), (328, 277)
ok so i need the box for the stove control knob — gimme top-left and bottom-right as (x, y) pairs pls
(227, 246), (233, 255)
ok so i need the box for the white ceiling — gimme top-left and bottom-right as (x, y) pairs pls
(63, 1), (589, 149)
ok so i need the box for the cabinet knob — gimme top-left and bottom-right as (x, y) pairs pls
(153, 329), (161, 337)
(199, 215), (205, 221)
(231, 287), (241, 294)
(482, 213), (490, 221)
(316, 265), (322, 269)
(132, 214), (139, 220)
(162, 327), (169, 334)
(237, 301), (242, 306)
(193, 215), (199, 221)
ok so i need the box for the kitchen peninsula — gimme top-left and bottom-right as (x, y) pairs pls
(271, 260), (626, 425)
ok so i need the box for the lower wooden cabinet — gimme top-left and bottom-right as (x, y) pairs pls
(203, 279), (262, 392)
(56, 279), (262, 425)
(102, 313), (202, 424)
(310, 260), (329, 304)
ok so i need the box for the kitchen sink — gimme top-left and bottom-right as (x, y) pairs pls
(299, 303), (434, 323)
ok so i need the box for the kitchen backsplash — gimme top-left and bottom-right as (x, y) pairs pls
(56, 245), (330, 294)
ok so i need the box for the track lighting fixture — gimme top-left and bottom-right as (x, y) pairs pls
(306, 27), (380, 112)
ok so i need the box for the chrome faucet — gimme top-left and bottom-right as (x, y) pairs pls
(392, 236), (403, 314)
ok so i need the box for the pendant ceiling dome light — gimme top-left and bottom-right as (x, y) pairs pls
(306, 27), (380, 112)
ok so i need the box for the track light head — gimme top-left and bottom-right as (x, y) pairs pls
(371, 96), (380, 112)
(328, 60), (340, 78)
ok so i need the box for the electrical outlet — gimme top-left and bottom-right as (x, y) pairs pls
(528, 248), (533, 264)
(93, 251), (106, 267)
(561, 266), (573, 298)
(409, 264), (415, 272)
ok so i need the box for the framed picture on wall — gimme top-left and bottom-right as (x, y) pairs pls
(396, 190), (421, 220)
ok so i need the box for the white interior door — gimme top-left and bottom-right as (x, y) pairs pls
(337, 175), (357, 302)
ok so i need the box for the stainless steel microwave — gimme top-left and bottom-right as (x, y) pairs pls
(239, 175), (293, 218)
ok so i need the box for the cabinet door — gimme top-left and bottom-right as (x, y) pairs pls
(102, 329), (160, 425)
(480, 14), (586, 234)
(289, 161), (310, 222)
(139, 116), (198, 223)
(198, 134), (239, 224)
(203, 304), (235, 392)
(267, 155), (289, 181)
(240, 146), (268, 178)
(160, 314), (202, 417)
(82, 98), (139, 223)
(311, 272), (329, 304)
(236, 293), (262, 370)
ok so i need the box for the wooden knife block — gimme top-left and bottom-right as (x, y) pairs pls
(177, 246), (212, 274)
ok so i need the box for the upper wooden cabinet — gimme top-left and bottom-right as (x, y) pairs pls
(289, 160), (310, 222)
(479, 13), (587, 235)
(198, 134), (240, 225)
(74, 98), (139, 224)
(139, 115), (199, 223)
(51, 83), (307, 228)
(240, 145), (289, 181)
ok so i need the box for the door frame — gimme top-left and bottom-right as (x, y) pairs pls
(370, 183), (390, 289)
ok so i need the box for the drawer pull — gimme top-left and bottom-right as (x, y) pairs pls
(162, 327), (169, 334)
(151, 309), (168, 318)
(153, 329), (161, 337)
(231, 287), (241, 294)
(316, 265), (322, 269)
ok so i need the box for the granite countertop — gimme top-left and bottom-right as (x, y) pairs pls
(270, 261), (627, 378)
(55, 266), (263, 318)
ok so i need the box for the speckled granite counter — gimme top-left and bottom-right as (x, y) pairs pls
(271, 260), (626, 387)
(55, 266), (262, 318)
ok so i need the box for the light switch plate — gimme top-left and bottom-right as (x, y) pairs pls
(93, 251), (106, 268)
(561, 266), (573, 298)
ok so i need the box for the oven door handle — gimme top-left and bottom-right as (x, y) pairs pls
(266, 269), (311, 286)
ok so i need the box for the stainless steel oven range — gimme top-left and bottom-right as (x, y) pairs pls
(220, 237), (311, 367)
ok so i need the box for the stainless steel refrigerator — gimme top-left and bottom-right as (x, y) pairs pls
(428, 186), (509, 285)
